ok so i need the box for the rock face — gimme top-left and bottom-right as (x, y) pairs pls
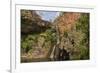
(51, 12), (89, 60)
(21, 10), (51, 34)
(54, 12), (81, 35)
(52, 12), (81, 48)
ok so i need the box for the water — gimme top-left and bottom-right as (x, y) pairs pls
(21, 57), (52, 63)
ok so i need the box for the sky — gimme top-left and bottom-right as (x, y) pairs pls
(36, 11), (60, 22)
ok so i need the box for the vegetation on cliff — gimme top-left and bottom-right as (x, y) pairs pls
(21, 10), (89, 62)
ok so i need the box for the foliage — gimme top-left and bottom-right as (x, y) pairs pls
(74, 13), (90, 59)
(21, 10), (90, 62)
(21, 34), (38, 53)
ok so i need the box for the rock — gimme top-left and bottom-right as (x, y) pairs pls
(54, 12), (81, 35)
(21, 10), (51, 34)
